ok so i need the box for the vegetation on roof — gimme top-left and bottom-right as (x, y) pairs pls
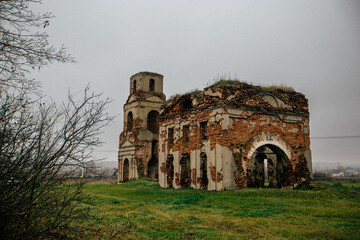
(210, 79), (295, 92)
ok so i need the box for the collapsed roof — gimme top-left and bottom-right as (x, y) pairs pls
(161, 80), (309, 117)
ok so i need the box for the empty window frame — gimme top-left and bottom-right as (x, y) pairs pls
(183, 125), (190, 142)
(200, 121), (207, 140)
(168, 127), (174, 146)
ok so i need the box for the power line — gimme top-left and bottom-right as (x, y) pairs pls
(94, 150), (117, 152)
(311, 136), (360, 139)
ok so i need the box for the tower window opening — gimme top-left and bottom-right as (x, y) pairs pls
(133, 80), (137, 93)
(147, 110), (159, 133)
(127, 111), (133, 130)
(149, 79), (155, 92)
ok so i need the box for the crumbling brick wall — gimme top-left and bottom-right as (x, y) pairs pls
(158, 81), (311, 190)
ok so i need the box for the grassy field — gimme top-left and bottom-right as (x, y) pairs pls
(74, 179), (360, 239)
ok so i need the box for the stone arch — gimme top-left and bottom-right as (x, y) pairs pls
(245, 132), (293, 188)
(200, 152), (208, 190)
(247, 144), (292, 188)
(127, 111), (133, 131)
(149, 79), (155, 91)
(246, 132), (292, 161)
(147, 110), (159, 133)
(166, 154), (174, 188)
(262, 94), (285, 108)
(123, 158), (129, 182)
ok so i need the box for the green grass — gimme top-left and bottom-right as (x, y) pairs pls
(73, 179), (360, 239)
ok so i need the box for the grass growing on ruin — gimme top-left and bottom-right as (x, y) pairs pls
(73, 179), (360, 239)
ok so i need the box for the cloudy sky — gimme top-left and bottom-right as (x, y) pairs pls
(32, 0), (360, 166)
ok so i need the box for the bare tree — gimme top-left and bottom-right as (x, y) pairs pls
(0, 1), (113, 239)
(0, 0), (73, 88)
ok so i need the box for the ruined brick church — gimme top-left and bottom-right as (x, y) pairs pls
(118, 72), (312, 190)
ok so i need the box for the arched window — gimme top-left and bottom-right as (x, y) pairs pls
(149, 79), (155, 92)
(147, 110), (159, 133)
(133, 80), (137, 93)
(127, 111), (133, 130)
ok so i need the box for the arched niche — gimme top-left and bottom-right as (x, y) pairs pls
(123, 158), (129, 182)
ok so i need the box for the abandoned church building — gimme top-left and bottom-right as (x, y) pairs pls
(118, 72), (312, 190)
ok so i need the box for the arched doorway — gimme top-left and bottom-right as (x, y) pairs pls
(166, 154), (174, 187)
(123, 158), (129, 182)
(180, 154), (191, 188)
(147, 110), (159, 134)
(200, 153), (208, 189)
(247, 144), (291, 188)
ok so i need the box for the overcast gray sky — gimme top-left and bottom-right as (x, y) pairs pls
(32, 0), (360, 166)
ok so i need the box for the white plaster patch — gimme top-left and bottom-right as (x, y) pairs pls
(204, 88), (222, 97)
(288, 128), (299, 133)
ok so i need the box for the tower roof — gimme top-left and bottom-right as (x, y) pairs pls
(130, 71), (163, 79)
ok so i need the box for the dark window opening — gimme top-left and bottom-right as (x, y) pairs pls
(133, 80), (137, 92)
(127, 111), (133, 131)
(180, 154), (191, 188)
(182, 99), (193, 111)
(151, 140), (158, 159)
(149, 79), (155, 91)
(200, 153), (208, 189)
(183, 125), (189, 142)
(166, 155), (174, 188)
(200, 121), (207, 140)
(123, 158), (129, 182)
(168, 127), (174, 146)
(147, 110), (159, 134)
(147, 157), (158, 180)
(148, 141), (159, 179)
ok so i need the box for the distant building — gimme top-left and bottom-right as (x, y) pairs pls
(344, 169), (356, 176)
(118, 72), (312, 190)
(331, 170), (344, 177)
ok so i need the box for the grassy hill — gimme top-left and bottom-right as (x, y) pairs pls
(73, 179), (360, 239)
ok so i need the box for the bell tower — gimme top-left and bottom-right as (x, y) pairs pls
(130, 72), (164, 95)
(118, 72), (166, 182)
